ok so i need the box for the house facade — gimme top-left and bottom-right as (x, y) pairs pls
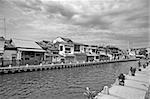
(37, 40), (62, 64)
(53, 37), (75, 63)
(0, 37), (5, 58)
(3, 39), (45, 66)
(73, 42), (86, 63)
(97, 46), (110, 61)
(84, 45), (99, 62)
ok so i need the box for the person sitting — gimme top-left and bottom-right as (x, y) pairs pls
(118, 73), (125, 86)
(138, 61), (141, 67)
(130, 67), (136, 76)
(130, 67), (133, 73)
(143, 64), (146, 68)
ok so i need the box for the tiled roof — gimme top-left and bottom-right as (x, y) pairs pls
(60, 37), (73, 43)
(5, 40), (15, 49)
(12, 39), (42, 49)
(73, 42), (85, 45)
(38, 41), (59, 50)
(18, 48), (45, 52)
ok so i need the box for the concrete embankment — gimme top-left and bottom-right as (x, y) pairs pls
(95, 64), (150, 99)
(0, 59), (138, 74)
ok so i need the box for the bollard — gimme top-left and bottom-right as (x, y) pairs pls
(9, 65), (12, 68)
(77, 61), (79, 64)
(26, 64), (29, 67)
(102, 86), (109, 95)
(40, 63), (42, 66)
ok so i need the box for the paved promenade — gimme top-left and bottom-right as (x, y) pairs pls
(95, 66), (150, 99)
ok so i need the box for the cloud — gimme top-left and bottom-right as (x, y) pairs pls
(10, 0), (42, 13)
(43, 1), (78, 19)
(0, 0), (149, 48)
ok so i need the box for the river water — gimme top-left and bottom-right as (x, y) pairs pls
(0, 61), (140, 99)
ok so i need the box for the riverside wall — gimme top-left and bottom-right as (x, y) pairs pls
(0, 59), (139, 74)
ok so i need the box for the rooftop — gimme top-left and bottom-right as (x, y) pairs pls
(0, 37), (5, 41)
(12, 39), (42, 49)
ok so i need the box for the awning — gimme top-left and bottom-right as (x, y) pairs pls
(45, 53), (61, 57)
(99, 54), (108, 56)
(62, 54), (75, 58)
(86, 53), (99, 56)
(74, 53), (86, 56)
(0, 50), (4, 53)
(18, 48), (46, 52)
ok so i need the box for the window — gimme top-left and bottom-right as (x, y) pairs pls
(74, 45), (80, 52)
(65, 47), (71, 53)
(60, 46), (63, 51)
(36, 53), (41, 56)
(25, 58), (29, 60)
(30, 52), (34, 57)
(53, 52), (58, 54)
(96, 56), (99, 59)
(92, 49), (96, 53)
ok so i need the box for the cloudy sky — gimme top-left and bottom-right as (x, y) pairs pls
(0, 0), (149, 49)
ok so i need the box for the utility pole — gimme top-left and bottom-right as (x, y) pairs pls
(0, 17), (6, 38)
(4, 17), (6, 38)
(128, 41), (130, 55)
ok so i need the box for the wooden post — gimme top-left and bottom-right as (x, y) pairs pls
(26, 64), (29, 67)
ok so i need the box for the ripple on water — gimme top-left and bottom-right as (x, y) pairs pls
(0, 61), (139, 99)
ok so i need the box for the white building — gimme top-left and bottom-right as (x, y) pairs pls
(84, 45), (99, 62)
(53, 37), (75, 63)
(53, 37), (87, 63)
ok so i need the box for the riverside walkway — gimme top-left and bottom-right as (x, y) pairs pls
(95, 65), (150, 99)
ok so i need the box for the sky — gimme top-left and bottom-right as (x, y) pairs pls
(0, 0), (149, 49)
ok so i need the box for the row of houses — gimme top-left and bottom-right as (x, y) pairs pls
(128, 47), (150, 59)
(0, 36), (126, 66)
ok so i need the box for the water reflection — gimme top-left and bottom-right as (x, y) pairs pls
(0, 61), (138, 99)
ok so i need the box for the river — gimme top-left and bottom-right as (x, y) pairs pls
(0, 61), (141, 99)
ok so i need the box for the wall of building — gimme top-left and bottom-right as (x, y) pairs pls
(59, 43), (74, 55)
(65, 56), (75, 63)
(3, 50), (17, 60)
(80, 45), (85, 53)
(87, 56), (94, 62)
(74, 53), (86, 63)
(45, 55), (52, 64)
(21, 51), (44, 65)
(59, 44), (65, 55)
